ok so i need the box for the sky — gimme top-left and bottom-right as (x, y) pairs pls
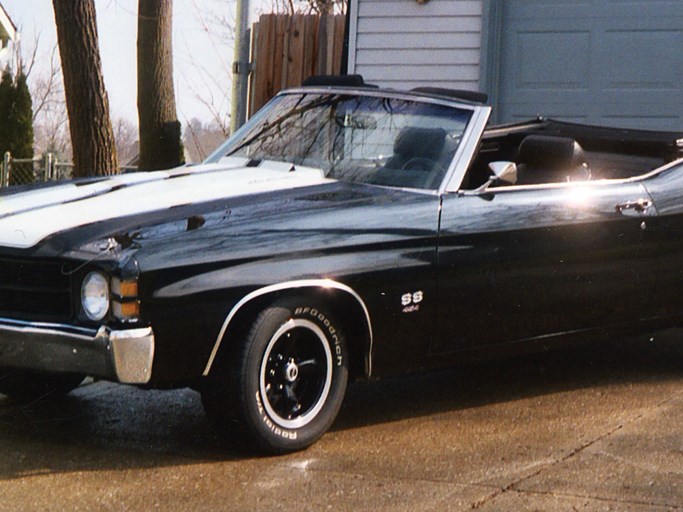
(3, 0), (266, 127)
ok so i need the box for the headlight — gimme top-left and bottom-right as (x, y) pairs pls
(81, 271), (110, 321)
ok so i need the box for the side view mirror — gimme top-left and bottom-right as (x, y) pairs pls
(489, 161), (517, 185)
(463, 161), (518, 195)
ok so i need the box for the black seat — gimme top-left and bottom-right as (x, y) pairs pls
(516, 135), (591, 185)
(370, 127), (446, 189)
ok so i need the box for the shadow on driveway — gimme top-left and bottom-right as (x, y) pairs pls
(0, 331), (681, 480)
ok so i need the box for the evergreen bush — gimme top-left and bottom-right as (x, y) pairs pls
(0, 68), (34, 185)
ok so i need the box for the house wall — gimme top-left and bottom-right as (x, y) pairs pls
(349, 0), (683, 131)
(348, 0), (483, 91)
(0, 3), (17, 68)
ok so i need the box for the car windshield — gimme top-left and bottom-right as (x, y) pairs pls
(205, 92), (473, 190)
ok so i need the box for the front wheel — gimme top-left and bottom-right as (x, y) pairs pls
(202, 298), (348, 453)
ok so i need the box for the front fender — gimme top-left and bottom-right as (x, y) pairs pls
(202, 279), (374, 379)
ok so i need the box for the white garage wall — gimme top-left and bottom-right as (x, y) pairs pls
(348, 0), (484, 91)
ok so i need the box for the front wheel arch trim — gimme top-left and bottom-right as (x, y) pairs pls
(202, 279), (374, 378)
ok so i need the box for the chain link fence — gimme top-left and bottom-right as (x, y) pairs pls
(0, 151), (75, 188)
(0, 152), (137, 188)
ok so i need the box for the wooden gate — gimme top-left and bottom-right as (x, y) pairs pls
(249, 14), (346, 115)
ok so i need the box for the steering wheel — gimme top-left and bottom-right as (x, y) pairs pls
(401, 157), (444, 174)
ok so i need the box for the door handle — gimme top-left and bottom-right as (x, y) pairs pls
(616, 198), (652, 215)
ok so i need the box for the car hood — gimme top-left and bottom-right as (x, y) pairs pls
(0, 161), (335, 251)
(0, 161), (440, 264)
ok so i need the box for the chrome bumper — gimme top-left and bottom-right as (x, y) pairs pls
(0, 318), (154, 384)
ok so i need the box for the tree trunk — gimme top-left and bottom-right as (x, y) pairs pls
(52, 0), (118, 177)
(137, 0), (183, 171)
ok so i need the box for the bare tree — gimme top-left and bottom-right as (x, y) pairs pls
(137, 0), (183, 171)
(30, 45), (62, 124)
(183, 118), (227, 163)
(178, 0), (345, 137)
(177, 0), (233, 137)
(28, 44), (71, 157)
(112, 117), (139, 166)
(8, 31), (70, 157)
(270, 0), (346, 14)
(33, 98), (70, 158)
(52, 0), (119, 177)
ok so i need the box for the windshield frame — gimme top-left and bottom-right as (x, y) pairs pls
(205, 87), (487, 194)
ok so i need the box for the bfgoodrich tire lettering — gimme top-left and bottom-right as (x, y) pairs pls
(202, 297), (348, 453)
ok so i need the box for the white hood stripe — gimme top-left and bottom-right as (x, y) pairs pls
(0, 163), (332, 249)
(0, 170), (182, 219)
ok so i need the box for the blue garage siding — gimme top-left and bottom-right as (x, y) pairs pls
(493, 0), (683, 130)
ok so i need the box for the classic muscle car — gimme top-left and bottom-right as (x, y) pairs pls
(1, 76), (682, 453)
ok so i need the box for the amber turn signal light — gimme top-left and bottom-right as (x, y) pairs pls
(112, 277), (138, 298)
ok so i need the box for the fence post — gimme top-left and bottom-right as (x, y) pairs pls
(45, 152), (54, 181)
(2, 151), (10, 187)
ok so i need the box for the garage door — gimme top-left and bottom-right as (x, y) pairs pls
(496, 0), (683, 131)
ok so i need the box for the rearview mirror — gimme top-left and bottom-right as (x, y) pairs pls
(336, 113), (377, 130)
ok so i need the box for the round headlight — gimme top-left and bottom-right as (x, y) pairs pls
(81, 272), (110, 321)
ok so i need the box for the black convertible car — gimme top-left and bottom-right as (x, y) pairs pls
(1, 78), (682, 453)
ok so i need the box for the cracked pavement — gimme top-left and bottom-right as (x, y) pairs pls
(1, 331), (683, 511)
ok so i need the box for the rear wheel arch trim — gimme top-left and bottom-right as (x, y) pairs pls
(202, 279), (374, 378)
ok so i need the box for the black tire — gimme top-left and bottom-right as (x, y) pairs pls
(0, 367), (85, 400)
(202, 297), (348, 454)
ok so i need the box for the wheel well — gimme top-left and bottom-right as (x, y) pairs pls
(211, 287), (372, 382)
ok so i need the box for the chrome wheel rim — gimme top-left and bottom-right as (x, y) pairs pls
(259, 318), (333, 429)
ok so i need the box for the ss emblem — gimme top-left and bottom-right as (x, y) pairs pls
(401, 291), (424, 306)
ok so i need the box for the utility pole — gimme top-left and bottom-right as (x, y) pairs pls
(230, 0), (251, 135)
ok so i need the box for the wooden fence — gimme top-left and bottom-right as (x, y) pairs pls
(250, 14), (346, 115)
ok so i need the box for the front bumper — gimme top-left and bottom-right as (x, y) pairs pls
(0, 318), (154, 384)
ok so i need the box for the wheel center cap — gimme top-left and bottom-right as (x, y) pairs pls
(284, 361), (299, 382)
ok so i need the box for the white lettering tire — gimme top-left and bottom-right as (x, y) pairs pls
(202, 298), (348, 453)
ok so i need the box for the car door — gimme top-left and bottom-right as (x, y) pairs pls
(637, 160), (683, 320)
(433, 180), (659, 353)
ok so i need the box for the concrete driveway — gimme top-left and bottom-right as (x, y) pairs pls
(1, 332), (683, 511)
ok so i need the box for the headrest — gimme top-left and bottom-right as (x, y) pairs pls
(517, 135), (587, 170)
(302, 74), (368, 87)
(411, 87), (488, 104)
(394, 127), (446, 158)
